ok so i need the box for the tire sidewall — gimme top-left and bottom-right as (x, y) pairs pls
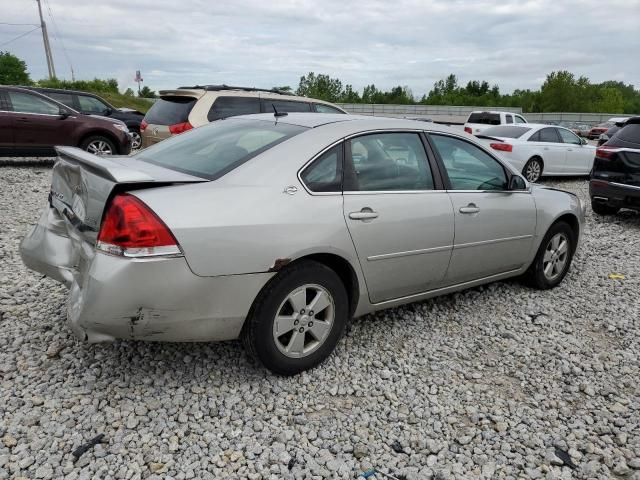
(531, 222), (576, 289)
(250, 262), (348, 375)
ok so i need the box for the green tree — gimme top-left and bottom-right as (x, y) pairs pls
(138, 86), (156, 98)
(272, 85), (293, 93)
(0, 51), (32, 85)
(124, 88), (135, 97)
(296, 72), (343, 102)
(594, 87), (624, 113)
(540, 71), (581, 111)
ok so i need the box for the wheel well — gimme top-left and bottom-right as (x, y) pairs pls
(554, 213), (580, 241)
(79, 130), (120, 153)
(529, 155), (544, 167)
(296, 253), (360, 318)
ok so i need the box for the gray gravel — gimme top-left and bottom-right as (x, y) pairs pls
(1, 165), (639, 480)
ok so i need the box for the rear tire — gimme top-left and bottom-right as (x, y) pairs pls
(80, 135), (116, 155)
(130, 129), (141, 150)
(523, 157), (543, 183)
(591, 201), (619, 216)
(524, 221), (575, 290)
(242, 260), (348, 375)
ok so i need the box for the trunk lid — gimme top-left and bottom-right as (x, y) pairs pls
(21, 146), (206, 284)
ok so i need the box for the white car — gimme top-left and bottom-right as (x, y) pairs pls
(476, 124), (595, 182)
(464, 111), (527, 135)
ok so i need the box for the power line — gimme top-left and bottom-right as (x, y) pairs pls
(0, 26), (41, 48)
(0, 22), (39, 26)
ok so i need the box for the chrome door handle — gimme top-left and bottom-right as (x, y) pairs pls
(349, 208), (378, 220)
(459, 203), (480, 214)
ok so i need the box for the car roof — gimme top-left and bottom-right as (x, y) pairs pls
(469, 110), (523, 115)
(27, 86), (96, 96)
(232, 112), (465, 134)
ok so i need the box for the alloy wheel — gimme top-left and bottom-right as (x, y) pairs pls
(272, 284), (335, 359)
(542, 232), (569, 281)
(130, 131), (141, 150)
(525, 160), (541, 182)
(86, 140), (113, 155)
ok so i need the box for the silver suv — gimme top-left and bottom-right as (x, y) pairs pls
(141, 85), (346, 148)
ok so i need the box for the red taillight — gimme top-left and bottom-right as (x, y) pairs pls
(596, 146), (618, 160)
(140, 120), (148, 132)
(97, 194), (180, 257)
(490, 142), (513, 152)
(168, 122), (193, 134)
(464, 127), (472, 134)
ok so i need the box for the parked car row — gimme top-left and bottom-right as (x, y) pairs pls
(20, 112), (584, 374)
(0, 86), (132, 156)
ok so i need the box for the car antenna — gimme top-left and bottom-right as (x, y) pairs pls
(272, 104), (288, 118)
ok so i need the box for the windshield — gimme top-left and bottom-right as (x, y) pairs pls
(137, 118), (308, 180)
(481, 126), (531, 138)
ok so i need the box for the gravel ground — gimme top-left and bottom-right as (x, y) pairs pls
(1, 165), (639, 480)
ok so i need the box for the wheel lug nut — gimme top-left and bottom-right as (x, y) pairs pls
(300, 309), (305, 314)
(299, 327), (304, 333)
(309, 310), (314, 315)
(308, 321), (313, 327)
(294, 320), (299, 325)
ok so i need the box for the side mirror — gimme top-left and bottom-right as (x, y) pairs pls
(104, 108), (113, 116)
(581, 137), (588, 145)
(58, 108), (70, 119)
(508, 175), (527, 190)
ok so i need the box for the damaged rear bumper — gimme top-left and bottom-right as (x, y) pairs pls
(21, 207), (274, 342)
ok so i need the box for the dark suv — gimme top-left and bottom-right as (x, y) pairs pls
(590, 117), (640, 215)
(0, 86), (132, 156)
(28, 87), (144, 149)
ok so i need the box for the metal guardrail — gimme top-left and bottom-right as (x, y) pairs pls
(336, 104), (637, 126)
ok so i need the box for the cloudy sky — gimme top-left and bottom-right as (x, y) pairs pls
(2, 0), (639, 96)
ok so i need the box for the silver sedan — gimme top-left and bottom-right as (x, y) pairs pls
(21, 113), (585, 374)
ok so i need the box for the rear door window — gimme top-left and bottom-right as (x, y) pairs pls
(467, 113), (501, 125)
(530, 128), (561, 143)
(505, 114), (513, 124)
(145, 96), (197, 125)
(261, 99), (312, 113)
(515, 115), (527, 124)
(208, 96), (261, 121)
(46, 92), (75, 108)
(481, 126), (531, 138)
(346, 133), (434, 191)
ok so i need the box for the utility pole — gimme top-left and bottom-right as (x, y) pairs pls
(36, 0), (56, 79)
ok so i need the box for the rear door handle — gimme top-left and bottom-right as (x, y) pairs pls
(459, 203), (480, 214)
(349, 208), (379, 220)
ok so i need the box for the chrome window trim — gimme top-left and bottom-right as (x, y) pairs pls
(609, 182), (640, 191)
(0, 110), (62, 117)
(297, 138), (345, 196)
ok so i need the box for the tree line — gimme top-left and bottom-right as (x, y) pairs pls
(2, 50), (639, 113)
(292, 71), (640, 114)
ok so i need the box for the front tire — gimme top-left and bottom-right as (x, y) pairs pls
(523, 157), (543, 183)
(81, 135), (116, 155)
(129, 129), (142, 150)
(242, 260), (348, 375)
(524, 221), (575, 289)
(591, 201), (619, 216)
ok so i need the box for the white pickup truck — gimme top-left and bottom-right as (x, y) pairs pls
(464, 111), (528, 134)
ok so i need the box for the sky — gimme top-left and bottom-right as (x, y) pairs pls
(1, 0), (639, 97)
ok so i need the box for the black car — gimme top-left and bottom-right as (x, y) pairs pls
(597, 120), (628, 146)
(27, 87), (144, 149)
(590, 117), (640, 215)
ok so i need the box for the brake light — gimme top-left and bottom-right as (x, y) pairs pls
(140, 120), (148, 132)
(490, 142), (513, 152)
(97, 194), (181, 257)
(168, 122), (193, 134)
(596, 146), (618, 160)
(464, 127), (472, 134)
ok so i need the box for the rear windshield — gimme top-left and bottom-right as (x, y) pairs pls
(144, 96), (197, 125)
(468, 113), (500, 125)
(136, 119), (308, 180)
(616, 124), (640, 144)
(481, 126), (531, 138)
